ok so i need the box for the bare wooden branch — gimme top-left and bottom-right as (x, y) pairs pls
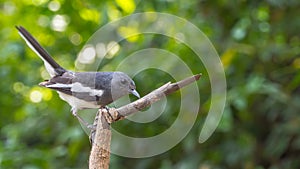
(88, 74), (201, 169)
(89, 109), (111, 169)
(116, 73), (201, 119)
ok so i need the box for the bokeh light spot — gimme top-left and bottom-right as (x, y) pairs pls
(51, 15), (68, 32)
(48, 0), (61, 12)
(69, 32), (82, 46)
(30, 90), (43, 103)
(107, 41), (120, 58)
(77, 45), (96, 64)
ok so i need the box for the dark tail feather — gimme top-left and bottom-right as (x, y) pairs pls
(16, 26), (66, 75)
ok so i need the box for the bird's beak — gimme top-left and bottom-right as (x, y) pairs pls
(130, 89), (140, 98)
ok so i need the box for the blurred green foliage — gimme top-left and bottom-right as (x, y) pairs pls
(1, 0), (300, 169)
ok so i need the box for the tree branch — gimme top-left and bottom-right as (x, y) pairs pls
(116, 73), (201, 118)
(89, 109), (111, 169)
(89, 74), (201, 169)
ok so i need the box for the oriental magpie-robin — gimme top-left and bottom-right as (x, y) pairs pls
(16, 26), (140, 127)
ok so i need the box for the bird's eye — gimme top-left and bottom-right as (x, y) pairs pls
(121, 79), (127, 85)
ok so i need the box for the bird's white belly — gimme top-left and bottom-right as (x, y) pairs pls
(57, 92), (100, 110)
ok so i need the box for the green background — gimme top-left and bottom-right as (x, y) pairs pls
(1, 0), (300, 168)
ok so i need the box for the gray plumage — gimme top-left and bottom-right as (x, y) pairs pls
(16, 26), (140, 126)
(39, 71), (138, 107)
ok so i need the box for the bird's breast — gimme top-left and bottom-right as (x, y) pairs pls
(57, 92), (100, 110)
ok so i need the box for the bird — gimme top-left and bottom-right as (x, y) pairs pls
(16, 26), (140, 127)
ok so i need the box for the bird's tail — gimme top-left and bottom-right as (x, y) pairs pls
(16, 26), (66, 77)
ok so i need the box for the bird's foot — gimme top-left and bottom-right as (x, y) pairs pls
(100, 106), (123, 123)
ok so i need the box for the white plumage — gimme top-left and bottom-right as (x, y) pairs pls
(46, 82), (104, 97)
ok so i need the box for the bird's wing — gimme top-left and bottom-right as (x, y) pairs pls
(39, 72), (106, 102)
(16, 26), (66, 77)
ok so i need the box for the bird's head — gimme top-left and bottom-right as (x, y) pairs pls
(111, 72), (140, 101)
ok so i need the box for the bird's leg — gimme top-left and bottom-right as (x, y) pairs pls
(71, 108), (95, 129)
